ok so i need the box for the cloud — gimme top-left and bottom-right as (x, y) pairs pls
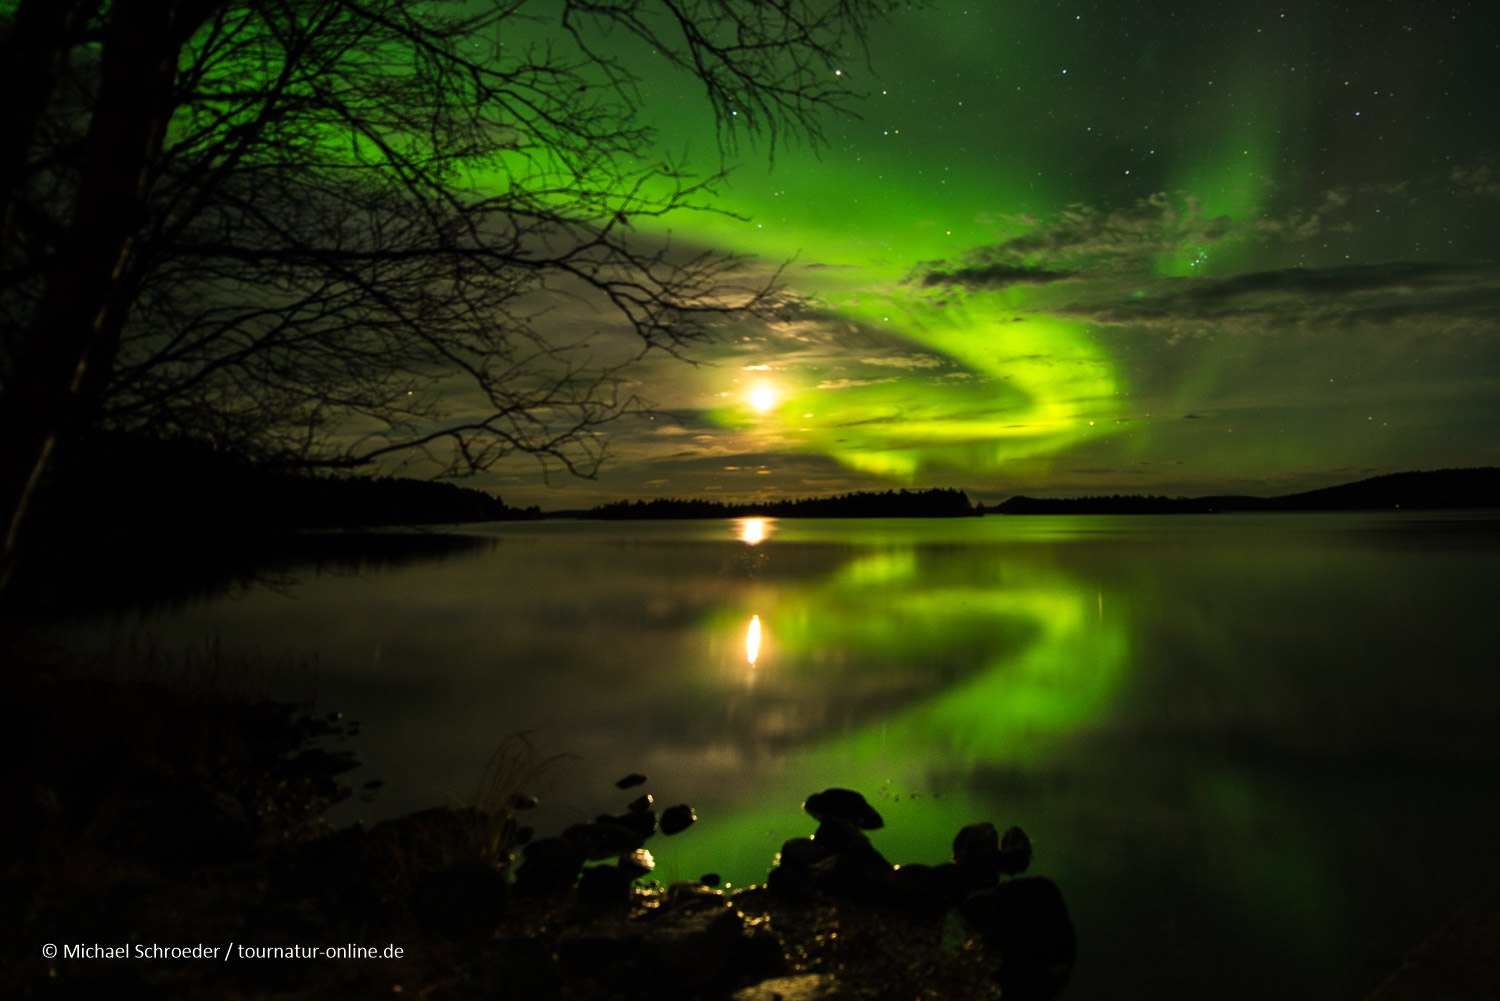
(1056, 261), (1500, 334)
(921, 263), (1077, 288)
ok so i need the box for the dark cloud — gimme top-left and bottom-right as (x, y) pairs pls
(922, 263), (1076, 289)
(1057, 261), (1500, 333)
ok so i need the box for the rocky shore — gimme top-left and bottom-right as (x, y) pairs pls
(5, 668), (1074, 1000)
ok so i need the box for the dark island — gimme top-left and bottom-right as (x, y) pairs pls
(994, 467), (1500, 515)
(585, 488), (980, 520)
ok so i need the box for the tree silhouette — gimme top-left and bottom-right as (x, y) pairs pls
(0, 0), (901, 590)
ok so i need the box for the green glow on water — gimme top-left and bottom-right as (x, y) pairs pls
(663, 532), (1131, 886)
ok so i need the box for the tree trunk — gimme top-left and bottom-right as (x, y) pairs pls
(0, 0), (221, 597)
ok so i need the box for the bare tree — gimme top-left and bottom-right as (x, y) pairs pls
(0, 0), (901, 591)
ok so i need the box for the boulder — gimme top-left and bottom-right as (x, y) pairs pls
(808, 838), (893, 904)
(959, 876), (1075, 1001)
(645, 900), (745, 990)
(802, 788), (884, 829)
(515, 836), (587, 894)
(410, 861), (508, 939)
(660, 803), (696, 835)
(998, 825), (1033, 875)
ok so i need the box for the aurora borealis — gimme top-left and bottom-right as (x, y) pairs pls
(475, 0), (1500, 509)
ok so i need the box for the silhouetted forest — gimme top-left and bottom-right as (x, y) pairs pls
(587, 488), (979, 519)
(995, 467), (1500, 514)
(32, 432), (539, 537)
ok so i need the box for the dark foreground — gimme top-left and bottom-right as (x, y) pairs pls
(4, 652), (1074, 1001)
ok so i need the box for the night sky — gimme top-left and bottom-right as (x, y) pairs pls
(481, 1), (1500, 509)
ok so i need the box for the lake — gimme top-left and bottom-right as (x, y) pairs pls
(71, 512), (1500, 1000)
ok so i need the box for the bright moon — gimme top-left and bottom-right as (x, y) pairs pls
(750, 385), (776, 413)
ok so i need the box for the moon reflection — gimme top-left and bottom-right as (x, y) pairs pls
(738, 517), (771, 545)
(746, 614), (762, 665)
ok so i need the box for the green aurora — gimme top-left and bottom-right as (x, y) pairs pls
(476, 1), (1500, 508)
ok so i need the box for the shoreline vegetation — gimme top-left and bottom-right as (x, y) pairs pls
(5, 643), (1072, 1001)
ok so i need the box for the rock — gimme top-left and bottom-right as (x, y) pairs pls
(660, 803), (696, 835)
(952, 821), (999, 867)
(510, 792), (539, 810)
(699, 872), (721, 887)
(627, 793), (653, 812)
(737, 925), (790, 981)
(766, 863), (816, 901)
(562, 820), (645, 860)
(731, 973), (851, 1001)
(557, 919), (646, 983)
(777, 836), (830, 870)
(666, 881), (726, 911)
(998, 825), (1033, 875)
(598, 809), (656, 840)
(617, 848), (655, 877)
(515, 836), (587, 893)
(803, 788), (884, 829)
(410, 861), (508, 939)
(959, 876), (1075, 1001)
(951, 821), (1001, 892)
(615, 773), (648, 789)
(577, 863), (639, 908)
(808, 837), (893, 904)
(488, 936), (562, 1001)
(645, 898), (745, 990)
(886, 862), (956, 916)
(813, 816), (869, 853)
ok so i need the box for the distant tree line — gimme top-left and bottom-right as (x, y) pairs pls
(995, 468), (1500, 514)
(589, 488), (979, 519)
(32, 431), (537, 545)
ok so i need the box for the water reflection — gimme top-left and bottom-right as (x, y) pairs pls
(745, 614), (762, 666)
(65, 514), (1500, 1001)
(737, 517), (773, 545)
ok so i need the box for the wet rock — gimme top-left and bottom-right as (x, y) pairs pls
(777, 836), (830, 870)
(737, 925), (790, 981)
(488, 936), (562, 1001)
(562, 820), (646, 860)
(557, 919), (645, 983)
(660, 803), (696, 835)
(886, 862), (957, 916)
(410, 861), (508, 939)
(951, 821), (1001, 892)
(618, 848), (655, 877)
(666, 881), (727, 911)
(577, 863), (639, 908)
(959, 876), (1075, 1001)
(615, 773), (648, 789)
(598, 809), (656, 841)
(803, 788), (884, 830)
(515, 836), (587, 893)
(731, 973), (851, 1001)
(998, 825), (1033, 875)
(952, 822), (999, 868)
(645, 897), (745, 990)
(766, 862), (816, 901)
(812, 816), (869, 853)
(808, 837), (893, 904)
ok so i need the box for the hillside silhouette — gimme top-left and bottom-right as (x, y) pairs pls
(995, 467), (1500, 514)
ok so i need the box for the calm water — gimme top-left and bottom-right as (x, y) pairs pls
(78, 512), (1500, 1000)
